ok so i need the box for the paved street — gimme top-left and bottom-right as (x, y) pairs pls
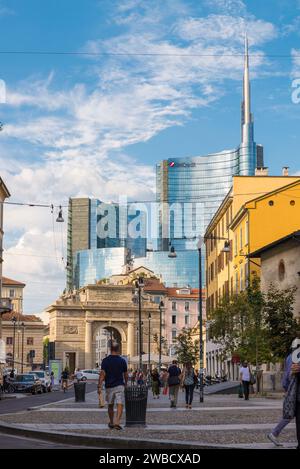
(0, 382), (97, 415)
(0, 432), (107, 449)
(0, 388), (297, 449)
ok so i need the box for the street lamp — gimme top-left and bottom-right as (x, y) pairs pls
(196, 237), (205, 403)
(135, 277), (144, 371)
(11, 316), (17, 376)
(21, 322), (25, 373)
(158, 301), (164, 372)
(148, 313), (152, 372)
(0, 298), (12, 339)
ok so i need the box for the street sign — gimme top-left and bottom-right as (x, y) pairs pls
(0, 339), (6, 364)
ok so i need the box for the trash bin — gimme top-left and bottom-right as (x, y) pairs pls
(74, 382), (86, 402)
(125, 385), (148, 427)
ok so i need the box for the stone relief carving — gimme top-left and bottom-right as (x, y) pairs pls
(63, 325), (78, 335)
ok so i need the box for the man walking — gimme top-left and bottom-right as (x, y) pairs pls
(98, 343), (128, 430)
(168, 360), (181, 408)
(239, 361), (250, 401)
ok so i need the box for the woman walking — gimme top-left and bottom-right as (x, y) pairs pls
(182, 362), (196, 409)
(151, 368), (160, 399)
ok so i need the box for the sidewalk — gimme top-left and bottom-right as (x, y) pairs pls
(0, 389), (297, 449)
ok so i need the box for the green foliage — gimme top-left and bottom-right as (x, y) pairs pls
(264, 284), (300, 361)
(173, 328), (199, 365)
(209, 278), (299, 365)
(43, 337), (49, 362)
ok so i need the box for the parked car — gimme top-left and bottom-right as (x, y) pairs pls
(13, 374), (43, 394)
(77, 369), (99, 381)
(28, 371), (51, 392)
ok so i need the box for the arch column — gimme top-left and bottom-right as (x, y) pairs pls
(85, 320), (93, 368)
(127, 322), (135, 359)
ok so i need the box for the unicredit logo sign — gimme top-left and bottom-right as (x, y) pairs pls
(169, 161), (196, 168)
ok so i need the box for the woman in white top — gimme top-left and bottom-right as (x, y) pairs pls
(239, 361), (251, 401)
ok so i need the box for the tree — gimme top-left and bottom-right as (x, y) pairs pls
(43, 338), (49, 366)
(173, 328), (199, 365)
(264, 284), (299, 362)
(209, 278), (271, 366)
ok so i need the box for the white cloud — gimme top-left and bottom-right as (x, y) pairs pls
(176, 15), (277, 45)
(1, 0), (277, 314)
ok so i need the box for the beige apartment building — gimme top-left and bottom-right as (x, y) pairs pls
(1, 311), (45, 372)
(2, 277), (25, 314)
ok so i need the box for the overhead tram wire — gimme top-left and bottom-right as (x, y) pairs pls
(0, 50), (298, 59)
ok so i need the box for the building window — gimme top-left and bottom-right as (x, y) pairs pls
(27, 337), (34, 346)
(235, 272), (239, 293)
(185, 315), (189, 326)
(6, 337), (13, 345)
(172, 315), (176, 325)
(240, 227), (243, 250)
(268, 200), (274, 206)
(234, 234), (237, 256)
(185, 301), (190, 311)
(172, 330), (177, 341)
(9, 289), (15, 298)
(278, 260), (285, 281)
(240, 267), (244, 291)
(172, 301), (176, 311)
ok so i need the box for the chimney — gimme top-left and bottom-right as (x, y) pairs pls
(282, 167), (289, 176)
(255, 167), (269, 176)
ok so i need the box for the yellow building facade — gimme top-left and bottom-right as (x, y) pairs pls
(205, 175), (300, 315)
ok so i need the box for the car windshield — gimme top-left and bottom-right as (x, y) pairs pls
(30, 372), (44, 378)
(16, 375), (34, 382)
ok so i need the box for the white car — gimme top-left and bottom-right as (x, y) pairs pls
(77, 369), (99, 381)
(28, 371), (51, 392)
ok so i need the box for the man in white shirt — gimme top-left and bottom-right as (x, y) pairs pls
(239, 361), (250, 401)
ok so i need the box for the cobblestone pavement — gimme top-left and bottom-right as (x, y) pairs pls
(0, 390), (297, 448)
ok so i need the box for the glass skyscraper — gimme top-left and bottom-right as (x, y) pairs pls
(67, 38), (263, 290)
(157, 38), (263, 256)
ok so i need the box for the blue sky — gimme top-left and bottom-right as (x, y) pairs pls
(0, 0), (300, 315)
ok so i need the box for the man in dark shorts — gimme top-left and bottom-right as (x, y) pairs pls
(98, 343), (128, 430)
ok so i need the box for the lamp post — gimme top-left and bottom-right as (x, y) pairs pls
(135, 277), (144, 371)
(21, 322), (25, 373)
(11, 316), (17, 375)
(197, 238), (204, 403)
(148, 313), (151, 372)
(158, 301), (164, 372)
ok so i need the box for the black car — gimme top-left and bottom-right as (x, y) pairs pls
(13, 374), (43, 394)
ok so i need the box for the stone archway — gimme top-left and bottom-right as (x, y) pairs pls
(94, 325), (122, 366)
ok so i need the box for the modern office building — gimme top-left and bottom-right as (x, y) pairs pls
(67, 38), (264, 291)
(67, 198), (147, 290)
(157, 38), (263, 255)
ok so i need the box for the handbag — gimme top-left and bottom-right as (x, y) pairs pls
(283, 375), (297, 420)
(249, 367), (256, 385)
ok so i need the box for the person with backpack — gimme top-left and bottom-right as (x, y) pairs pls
(181, 362), (197, 409)
(167, 360), (181, 408)
(267, 337), (300, 448)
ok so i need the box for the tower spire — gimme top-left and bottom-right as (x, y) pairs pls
(243, 33), (251, 126)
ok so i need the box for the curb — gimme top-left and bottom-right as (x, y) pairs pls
(0, 421), (234, 449)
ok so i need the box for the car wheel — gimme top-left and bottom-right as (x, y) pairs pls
(82, 376), (87, 381)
